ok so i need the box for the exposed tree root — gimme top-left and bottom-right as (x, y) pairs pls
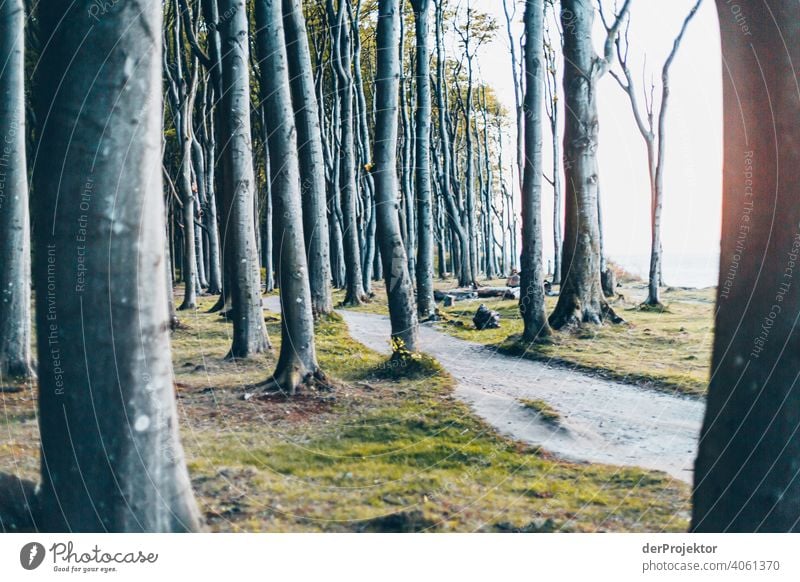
(249, 368), (338, 398)
(340, 293), (370, 308)
(177, 300), (197, 311)
(549, 296), (625, 330)
(207, 294), (227, 313)
(0, 473), (39, 533)
(0, 361), (36, 382)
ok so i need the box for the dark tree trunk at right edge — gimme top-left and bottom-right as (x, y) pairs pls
(519, 0), (551, 342)
(374, 0), (419, 354)
(693, 0), (800, 532)
(33, 0), (202, 531)
(410, 0), (436, 319)
(218, 0), (269, 358)
(0, 0), (33, 381)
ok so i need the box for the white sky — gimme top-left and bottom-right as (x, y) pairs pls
(470, 0), (723, 284)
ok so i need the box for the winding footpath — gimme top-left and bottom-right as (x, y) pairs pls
(264, 297), (704, 483)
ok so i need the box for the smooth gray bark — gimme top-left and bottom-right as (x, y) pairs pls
(608, 0), (702, 306)
(0, 0), (33, 381)
(692, 0), (800, 532)
(218, 0), (269, 358)
(257, 0), (325, 393)
(543, 18), (562, 285)
(33, 0), (202, 532)
(329, 0), (366, 306)
(549, 0), (629, 329)
(374, 0), (419, 354)
(519, 0), (551, 341)
(352, 0), (377, 292)
(283, 0), (333, 316)
(411, 0), (436, 319)
(433, 0), (471, 287)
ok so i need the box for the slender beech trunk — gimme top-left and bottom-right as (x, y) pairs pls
(503, 0), (524, 199)
(32, 0), (202, 532)
(256, 0), (326, 393)
(692, 0), (800, 532)
(410, 0), (435, 318)
(201, 87), (223, 294)
(201, 0), (229, 311)
(609, 0), (702, 305)
(480, 91), (496, 279)
(283, 0), (333, 315)
(352, 0), (377, 292)
(399, 10), (416, 280)
(260, 144), (275, 292)
(433, 0), (470, 286)
(374, 0), (418, 354)
(330, 0), (366, 305)
(0, 0), (33, 381)
(548, 0), (628, 329)
(191, 136), (209, 289)
(544, 22), (562, 285)
(218, 0), (269, 357)
(519, 0), (551, 341)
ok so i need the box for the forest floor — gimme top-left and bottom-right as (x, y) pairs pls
(0, 293), (691, 532)
(339, 278), (716, 397)
(328, 306), (704, 484)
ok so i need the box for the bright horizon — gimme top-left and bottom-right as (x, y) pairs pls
(473, 0), (723, 287)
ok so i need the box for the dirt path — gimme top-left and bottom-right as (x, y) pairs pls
(264, 298), (704, 483)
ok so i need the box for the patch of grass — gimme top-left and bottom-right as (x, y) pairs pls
(436, 283), (713, 396)
(519, 399), (561, 424)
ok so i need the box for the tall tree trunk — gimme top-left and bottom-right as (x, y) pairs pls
(433, 0), (470, 287)
(201, 0), (228, 311)
(352, 0), (377, 292)
(202, 96), (223, 294)
(192, 137), (209, 289)
(330, 0), (366, 306)
(411, 0), (435, 318)
(519, 0), (551, 342)
(503, 0), (524, 199)
(218, 0), (269, 358)
(260, 144), (275, 292)
(693, 0), (800, 532)
(548, 0), (627, 329)
(0, 0), (33, 381)
(256, 0), (326, 393)
(544, 25), (562, 285)
(33, 0), (202, 531)
(283, 0), (333, 316)
(374, 0), (419, 354)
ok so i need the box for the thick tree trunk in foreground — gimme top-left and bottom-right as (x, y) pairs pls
(283, 0), (333, 316)
(411, 0), (436, 320)
(33, 1), (202, 531)
(549, 0), (626, 329)
(693, 0), (800, 532)
(519, 0), (551, 342)
(374, 0), (419, 354)
(0, 0), (33, 381)
(256, 0), (325, 393)
(218, 0), (269, 358)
